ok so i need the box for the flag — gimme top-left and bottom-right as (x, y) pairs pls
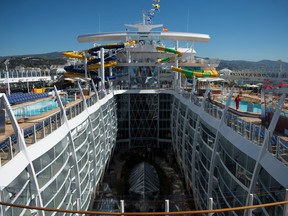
(162, 27), (168, 32)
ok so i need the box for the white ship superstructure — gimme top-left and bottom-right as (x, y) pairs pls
(0, 19), (287, 216)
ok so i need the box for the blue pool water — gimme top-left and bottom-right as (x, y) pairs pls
(12, 98), (67, 118)
(224, 100), (261, 113)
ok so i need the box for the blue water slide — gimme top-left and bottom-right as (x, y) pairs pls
(88, 44), (125, 54)
(64, 65), (98, 75)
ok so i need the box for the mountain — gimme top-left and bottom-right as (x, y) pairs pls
(218, 59), (288, 72)
(0, 52), (66, 69)
(1, 52), (287, 72)
(0, 52), (63, 61)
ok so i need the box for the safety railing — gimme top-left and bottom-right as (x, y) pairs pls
(178, 88), (288, 166)
(0, 196), (287, 216)
(0, 69), (53, 79)
(0, 89), (109, 166)
(190, 90), (288, 166)
(1, 87), (287, 167)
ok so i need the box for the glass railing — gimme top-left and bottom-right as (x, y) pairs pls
(1, 87), (287, 167)
(185, 90), (288, 166)
(0, 90), (105, 164)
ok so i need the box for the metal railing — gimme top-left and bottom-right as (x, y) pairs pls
(1, 86), (287, 167)
(184, 90), (288, 166)
(0, 89), (107, 165)
(0, 69), (53, 79)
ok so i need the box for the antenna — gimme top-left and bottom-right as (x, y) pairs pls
(186, 8), (190, 32)
(186, 9), (190, 49)
(4, 59), (10, 95)
(142, 12), (146, 25)
(98, 14), (101, 32)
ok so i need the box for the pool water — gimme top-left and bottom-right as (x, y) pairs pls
(12, 98), (69, 118)
(224, 100), (261, 113)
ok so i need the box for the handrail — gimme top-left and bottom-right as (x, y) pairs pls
(196, 95), (288, 165)
(0, 92), (102, 162)
(0, 200), (287, 215)
(0, 69), (54, 83)
(1, 89), (287, 166)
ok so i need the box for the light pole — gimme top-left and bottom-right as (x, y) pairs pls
(277, 59), (282, 79)
(4, 59), (10, 95)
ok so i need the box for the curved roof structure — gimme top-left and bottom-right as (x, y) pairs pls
(77, 31), (210, 43)
(128, 162), (159, 197)
(78, 21), (210, 43)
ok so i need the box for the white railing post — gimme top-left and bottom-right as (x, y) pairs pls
(8, 140), (13, 160)
(42, 121), (45, 138)
(247, 194), (254, 216)
(208, 197), (214, 216)
(75, 197), (81, 216)
(100, 48), (105, 90)
(284, 189), (288, 216)
(165, 199), (169, 215)
(251, 124), (255, 142)
(49, 117), (52, 134)
(257, 126), (261, 144)
(34, 194), (43, 216)
(120, 200), (125, 215)
(0, 186), (5, 216)
(33, 124), (37, 143)
(249, 122), (252, 140)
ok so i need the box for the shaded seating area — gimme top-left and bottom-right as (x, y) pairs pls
(7, 92), (49, 105)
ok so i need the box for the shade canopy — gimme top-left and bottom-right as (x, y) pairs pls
(275, 83), (288, 87)
(262, 85), (275, 89)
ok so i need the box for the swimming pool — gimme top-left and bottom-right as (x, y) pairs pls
(12, 98), (68, 118)
(224, 100), (261, 113)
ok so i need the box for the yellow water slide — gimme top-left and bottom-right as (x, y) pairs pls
(62, 51), (87, 59)
(64, 72), (85, 78)
(62, 40), (136, 59)
(171, 66), (218, 78)
(156, 46), (182, 63)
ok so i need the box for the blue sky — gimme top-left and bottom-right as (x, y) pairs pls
(0, 0), (287, 62)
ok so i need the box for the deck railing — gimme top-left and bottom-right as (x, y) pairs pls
(0, 69), (53, 79)
(188, 91), (288, 166)
(1, 86), (287, 167)
(0, 89), (106, 165)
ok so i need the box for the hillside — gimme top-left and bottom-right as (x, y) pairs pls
(0, 52), (66, 69)
(218, 59), (288, 72)
(0, 52), (63, 61)
(0, 52), (287, 72)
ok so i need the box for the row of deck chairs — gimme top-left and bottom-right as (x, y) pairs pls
(7, 92), (49, 105)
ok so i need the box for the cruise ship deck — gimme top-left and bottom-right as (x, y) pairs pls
(0, 19), (288, 216)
